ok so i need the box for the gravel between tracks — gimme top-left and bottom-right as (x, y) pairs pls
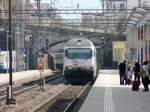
(0, 84), (67, 112)
(37, 85), (84, 112)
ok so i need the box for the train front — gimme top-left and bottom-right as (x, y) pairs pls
(63, 48), (95, 84)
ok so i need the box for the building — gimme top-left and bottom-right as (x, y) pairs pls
(81, 13), (106, 33)
(0, 0), (31, 71)
(30, 3), (62, 27)
(25, 0), (31, 24)
(125, 0), (150, 64)
(102, 0), (127, 33)
(0, 0), (7, 18)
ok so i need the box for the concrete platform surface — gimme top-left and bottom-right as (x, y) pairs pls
(79, 70), (150, 112)
(0, 69), (52, 86)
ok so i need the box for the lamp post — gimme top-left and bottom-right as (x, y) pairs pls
(6, 0), (16, 104)
(25, 35), (32, 70)
(6, 30), (9, 73)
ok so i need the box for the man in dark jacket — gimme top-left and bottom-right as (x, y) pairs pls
(119, 60), (126, 85)
(133, 61), (140, 82)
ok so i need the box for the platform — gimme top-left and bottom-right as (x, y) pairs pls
(0, 69), (52, 86)
(79, 70), (150, 112)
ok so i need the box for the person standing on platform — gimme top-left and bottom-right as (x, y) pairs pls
(119, 60), (126, 85)
(133, 60), (141, 82)
(126, 61), (132, 85)
(140, 61), (149, 92)
(147, 60), (150, 76)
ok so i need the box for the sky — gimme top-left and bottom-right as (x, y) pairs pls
(31, 0), (101, 9)
(31, 0), (102, 19)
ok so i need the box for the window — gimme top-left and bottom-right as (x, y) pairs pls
(113, 4), (115, 9)
(0, 55), (4, 63)
(120, 4), (125, 12)
(106, 3), (109, 12)
(65, 48), (92, 59)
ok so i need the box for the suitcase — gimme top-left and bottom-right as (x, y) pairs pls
(132, 80), (140, 91)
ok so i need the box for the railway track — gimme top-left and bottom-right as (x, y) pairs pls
(0, 78), (67, 112)
(0, 73), (63, 101)
(31, 82), (92, 112)
(0, 72), (95, 112)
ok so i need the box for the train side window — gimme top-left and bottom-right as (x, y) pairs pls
(65, 49), (68, 57)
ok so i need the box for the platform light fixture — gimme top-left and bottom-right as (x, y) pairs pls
(130, 18), (139, 22)
(144, 13), (150, 21)
(133, 13), (144, 18)
(128, 21), (137, 25)
(136, 8), (146, 13)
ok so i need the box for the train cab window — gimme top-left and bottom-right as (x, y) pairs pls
(0, 55), (4, 63)
(66, 48), (92, 59)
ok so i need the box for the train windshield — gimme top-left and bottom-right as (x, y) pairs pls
(65, 48), (92, 59)
(0, 55), (4, 63)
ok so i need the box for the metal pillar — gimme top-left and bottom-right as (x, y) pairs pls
(131, 31), (133, 63)
(143, 25), (145, 61)
(139, 26), (142, 65)
(15, 27), (20, 72)
(136, 26), (139, 61)
(147, 22), (150, 60)
(26, 41), (28, 70)
(6, 31), (9, 73)
(25, 35), (31, 70)
(6, 0), (16, 104)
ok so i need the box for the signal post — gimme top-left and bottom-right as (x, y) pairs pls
(38, 52), (45, 90)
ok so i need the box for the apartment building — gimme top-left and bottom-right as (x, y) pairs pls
(81, 13), (106, 32)
(0, 0), (31, 71)
(103, 0), (127, 33)
(30, 3), (62, 27)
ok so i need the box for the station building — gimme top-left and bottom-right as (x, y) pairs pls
(125, 0), (150, 64)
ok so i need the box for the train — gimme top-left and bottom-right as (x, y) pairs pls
(54, 52), (64, 70)
(0, 51), (16, 73)
(63, 38), (97, 84)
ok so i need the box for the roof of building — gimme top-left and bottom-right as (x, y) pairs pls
(66, 38), (94, 47)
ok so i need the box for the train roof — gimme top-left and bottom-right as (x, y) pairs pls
(65, 38), (94, 48)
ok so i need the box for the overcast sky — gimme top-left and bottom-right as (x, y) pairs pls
(31, 0), (102, 19)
